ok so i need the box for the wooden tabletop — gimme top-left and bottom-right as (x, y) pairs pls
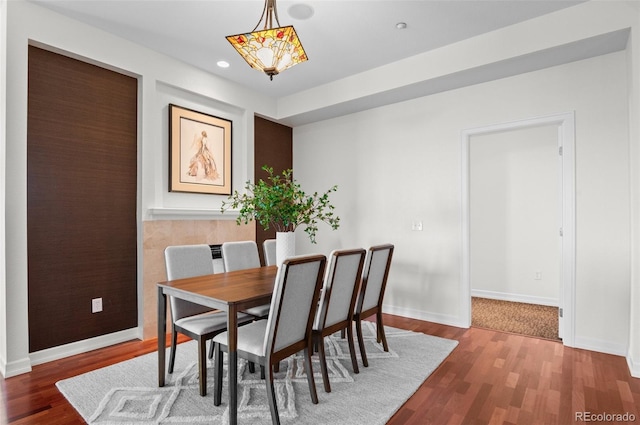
(157, 265), (278, 309)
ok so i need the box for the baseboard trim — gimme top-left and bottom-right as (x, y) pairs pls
(29, 328), (142, 369)
(383, 304), (468, 329)
(627, 353), (640, 378)
(383, 304), (633, 365)
(1, 356), (33, 378)
(471, 289), (559, 307)
(573, 336), (628, 357)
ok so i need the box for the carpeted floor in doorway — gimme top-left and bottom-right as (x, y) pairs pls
(472, 297), (560, 341)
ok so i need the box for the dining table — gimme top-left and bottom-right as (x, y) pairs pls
(157, 265), (278, 425)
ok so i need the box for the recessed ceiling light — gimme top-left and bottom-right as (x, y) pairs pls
(288, 3), (314, 20)
(396, 22), (407, 30)
(217, 60), (230, 68)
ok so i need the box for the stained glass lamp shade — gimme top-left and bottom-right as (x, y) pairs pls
(225, 0), (307, 80)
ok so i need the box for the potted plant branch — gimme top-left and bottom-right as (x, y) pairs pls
(221, 165), (340, 265)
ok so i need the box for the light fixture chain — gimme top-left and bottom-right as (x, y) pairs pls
(251, 0), (269, 32)
(252, 0), (282, 32)
(270, 0), (282, 28)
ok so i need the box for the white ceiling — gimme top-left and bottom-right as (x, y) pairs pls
(30, 0), (589, 99)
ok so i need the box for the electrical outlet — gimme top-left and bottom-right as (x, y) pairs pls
(411, 221), (423, 231)
(534, 271), (542, 280)
(92, 297), (103, 313)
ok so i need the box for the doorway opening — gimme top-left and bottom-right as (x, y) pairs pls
(461, 113), (575, 347)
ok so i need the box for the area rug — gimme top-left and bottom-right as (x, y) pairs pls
(56, 322), (458, 424)
(472, 297), (560, 340)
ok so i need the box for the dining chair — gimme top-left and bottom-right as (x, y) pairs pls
(263, 239), (277, 266)
(312, 248), (366, 392)
(212, 254), (327, 425)
(221, 240), (261, 270)
(222, 240), (271, 319)
(353, 243), (395, 368)
(164, 244), (253, 396)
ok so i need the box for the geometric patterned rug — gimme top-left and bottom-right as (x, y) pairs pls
(57, 323), (458, 424)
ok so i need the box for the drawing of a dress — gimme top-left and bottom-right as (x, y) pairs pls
(187, 130), (219, 181)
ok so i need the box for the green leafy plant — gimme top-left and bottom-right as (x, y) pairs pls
(221, 165), (340, 243)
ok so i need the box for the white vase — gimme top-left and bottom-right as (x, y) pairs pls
(276, 231), (296, 267)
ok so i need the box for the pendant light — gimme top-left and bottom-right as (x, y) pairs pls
(226, 0), (308, 80)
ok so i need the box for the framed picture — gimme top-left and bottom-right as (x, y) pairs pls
(169, 104), (232, 195)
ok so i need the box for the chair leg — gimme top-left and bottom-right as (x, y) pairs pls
(249, 361), (256, 373)
(208, 338), (215, 359)
(377, 311), (389, 352)
(265, 364), (281, 425)
(316, 335), (331, 392)
(303, 346), (319, 404)
(213, 343), (223, 406)
(168, 327), (178, 373)
(198, 337), (207, 396)
(346, 324), (360, 374)
(260, 365), (265, 380)
(355, 316), (369, 367)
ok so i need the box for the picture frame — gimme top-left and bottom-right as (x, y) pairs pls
(169, 104), (232, 195)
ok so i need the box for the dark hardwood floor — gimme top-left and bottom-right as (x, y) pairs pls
(2, 315), (639, 424)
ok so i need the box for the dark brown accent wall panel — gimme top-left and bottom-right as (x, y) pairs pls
(254, 116), (293, 264)
(27, 46), (138, 352)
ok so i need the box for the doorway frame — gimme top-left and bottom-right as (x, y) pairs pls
(461, 112), (576, 347)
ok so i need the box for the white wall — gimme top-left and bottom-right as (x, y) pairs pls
(0, 0), (8, 376)
(1, 0), (275, 377)
(293, 51), (631, 355)
(470, 125), (560, 306)
(285, 1), (639, 373)
(627, 1), (640, 379)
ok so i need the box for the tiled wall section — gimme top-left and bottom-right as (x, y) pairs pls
(142, 219), (255, 339)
